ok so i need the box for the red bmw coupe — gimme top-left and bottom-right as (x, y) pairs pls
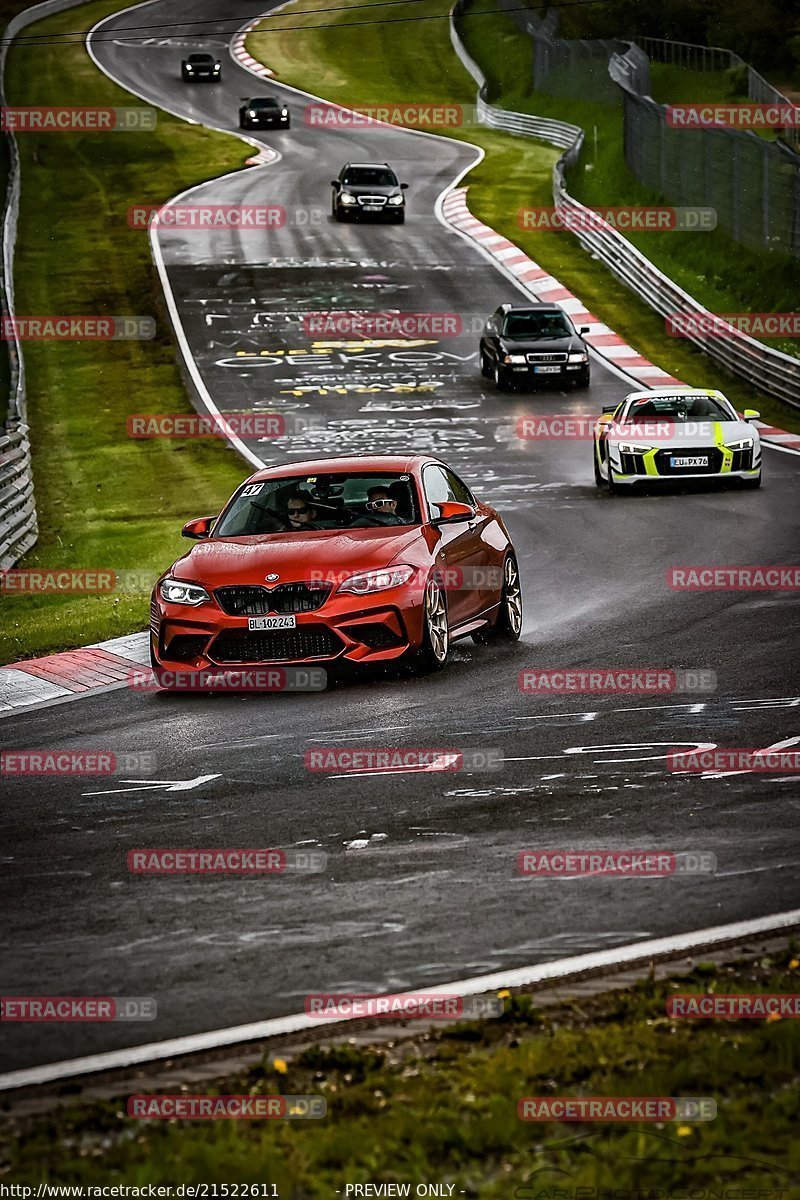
(149, 454), (522, 686)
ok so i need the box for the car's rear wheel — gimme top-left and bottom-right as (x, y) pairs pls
(413, 577), (450, 673)
(473, 554), (522, 644)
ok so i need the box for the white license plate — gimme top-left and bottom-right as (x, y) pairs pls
(362, 204), (382, 212)
(248, 615), (296, 631)
(534, 365), (561, 374)
(670, 456), (709, 468)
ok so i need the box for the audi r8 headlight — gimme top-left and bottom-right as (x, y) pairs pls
(340, 192), (357, 205)
(160, 579), (211, 606)
(727, 436), (754, 450)
(504, 354), (527, 364)
(337, 565), (415, 596)
(387, 194), (404, 205)
(618, 443), (651, 454)
(568, 352), (588, 363)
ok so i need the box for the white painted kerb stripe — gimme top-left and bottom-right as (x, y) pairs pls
(1, 907), (798, 1093)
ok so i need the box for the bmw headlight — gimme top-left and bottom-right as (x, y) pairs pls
(340, 192), (357, 205)
(160, 578), (211, 606)
(388, 194), (404, 205)
(337, 565), (415, 596)
(505, 354), (527, 364)
(618, 443), (651, 454)
(727, 437), (754, 450)
(568, 352), (588, 363)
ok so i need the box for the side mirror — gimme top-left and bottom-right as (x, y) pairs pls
(601, 403), (617, 414)
(580, 325), (590, 333)
(182, 515), (216, 540)
(432, 500), (475, 524)
(743, 409), (761, 421)
(400, 182), (409, 189)
(330, 180), (340, 188)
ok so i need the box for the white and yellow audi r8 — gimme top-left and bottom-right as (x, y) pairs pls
(594, 388), (762, 493)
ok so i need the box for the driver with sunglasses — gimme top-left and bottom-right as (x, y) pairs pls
(285, 493), (320, 529)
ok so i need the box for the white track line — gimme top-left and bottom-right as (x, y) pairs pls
(2, 908), (798, 1093)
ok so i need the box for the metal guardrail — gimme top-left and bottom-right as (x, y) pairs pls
(0, 0), (91, 567)
(449, 0), (800, 410)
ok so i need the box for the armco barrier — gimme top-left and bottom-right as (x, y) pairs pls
(0, 0), (89, 566)
(450, 0), (800, 411)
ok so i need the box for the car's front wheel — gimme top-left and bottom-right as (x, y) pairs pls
(473, 554), (523, 644)
(740, 473), (762, 489)
(413, 577), (450, 673)
(494, 362), (510, 392)
(593, 446), (604, 487)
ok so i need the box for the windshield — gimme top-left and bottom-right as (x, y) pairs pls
(503, 311), (572, 338)
(188, 54), (214, 62)
(624, 394), (736, 422)
(251, 98), (279, 107)
(342, 168), (397, 187)
(214, 472), (420, 537)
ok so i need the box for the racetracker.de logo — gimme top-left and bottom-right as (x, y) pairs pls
(667, 566), (800, 591)
(666, 102), (800, 129)
(304, 993), (503, 1019)
(304, 102), (464, 128)
(517, 850), (717, 876)
(304, 747), (503, 772)
(1, 106), (156, 131)
(127, 1095), (326, 1120)
(667, 994), (800, 1018)
(126, 848), (327, 874)
(130, 668), (327, 692)
(127, 204), (286, 229)
(516, 416), (674, 441)
(127, 413), (284, 438)
(666, 313), (800, 339)
(516, 206), (716, 232)
(0, 316), (154, 340)
(303, 311), (462, 337)
(517, 1096), (716, 1122)
(667, 748), (800, 773)
(1, 996), (156, 1021)
(1, 750), (155, 776)
(518, 669), (717, 694)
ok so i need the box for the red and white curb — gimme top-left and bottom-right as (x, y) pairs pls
(0, 632), (149, 714)
(441, 187), (800, 454)
(231, 20), (275, 82)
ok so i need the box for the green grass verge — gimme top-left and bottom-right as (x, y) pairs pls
(4, 950), (798, 1189)
(0, 0), (252, 662)
(247, 0), (800, 437)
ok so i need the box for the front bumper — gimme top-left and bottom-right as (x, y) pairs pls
(150, 584), (426, 672)
(243, 115), (289, 127)
(608, 443), (761, 483)
(506, 361), (588, 383)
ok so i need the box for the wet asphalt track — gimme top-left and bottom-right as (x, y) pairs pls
(1, 0), (799, 1072)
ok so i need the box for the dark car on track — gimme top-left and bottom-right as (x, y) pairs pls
(239, 96), (290, 130)
(331, 162), (408, 223)
(181, 53), (221, 82)
(149, 454), (522, 688)
(480, 303), (591, 391)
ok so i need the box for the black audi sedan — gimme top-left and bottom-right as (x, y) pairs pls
(479, 303), (591, 390)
